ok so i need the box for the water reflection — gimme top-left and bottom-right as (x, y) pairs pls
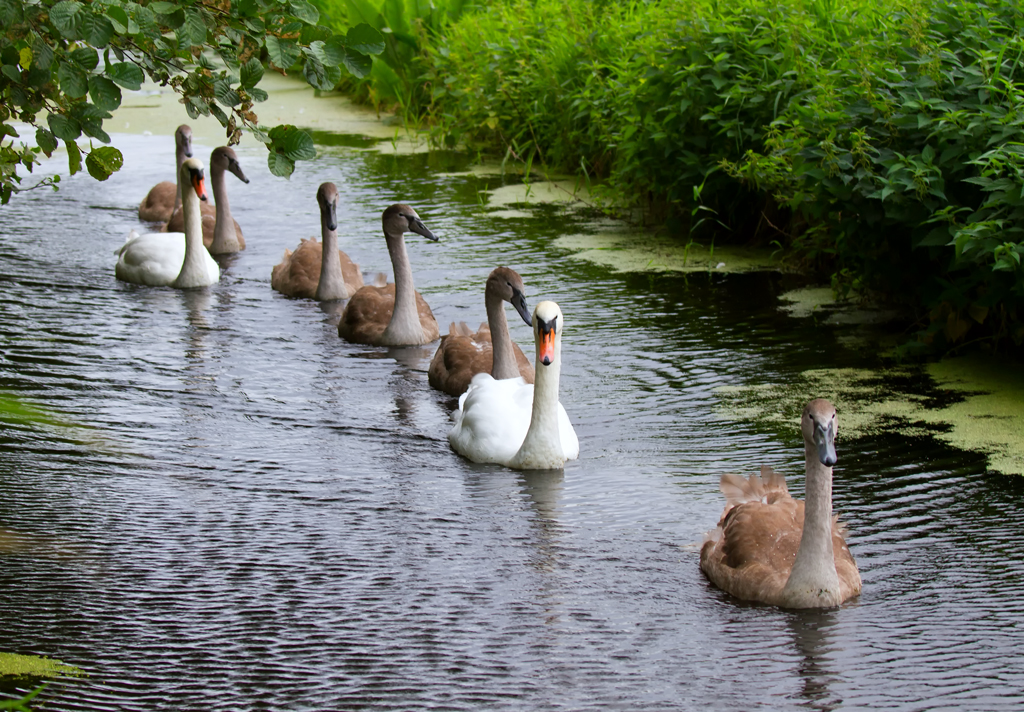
(787, 608), (843, 711)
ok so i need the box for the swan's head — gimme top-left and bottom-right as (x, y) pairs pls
(175, 124), (193, 158)
(533, 300), (563, 367)
(802, 399), (837, 467)
(317, 182), (339, 232)
(180, 157), (208, 202)
(487, 266), (531, 326)
(211, 146), (249, 184)
(383, 203), (437, 241)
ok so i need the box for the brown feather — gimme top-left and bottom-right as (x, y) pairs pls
(270, 237), (363, 300)
(427, 322), (535, 396)
(138, 181), (177, 223)
(338, 283), (439, 345)
(165, 203), (245, 251)
(700, 469), (859, 607)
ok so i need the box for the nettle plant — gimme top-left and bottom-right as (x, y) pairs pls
(0, 0), (385, 203)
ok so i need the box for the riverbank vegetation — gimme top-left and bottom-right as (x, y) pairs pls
(312, 0), (1024, 356)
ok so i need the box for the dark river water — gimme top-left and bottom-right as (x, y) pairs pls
(1, 128), (1023, 711)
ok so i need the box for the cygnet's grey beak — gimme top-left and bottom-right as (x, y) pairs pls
(511, 288), (532, 326)
(814, 420), (837, 467)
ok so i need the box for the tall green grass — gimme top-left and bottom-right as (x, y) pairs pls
(311, 0), (1024, 354)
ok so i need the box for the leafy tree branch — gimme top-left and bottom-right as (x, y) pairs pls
(0, 0), (385, 204)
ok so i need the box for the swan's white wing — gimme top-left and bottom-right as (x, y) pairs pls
(115, 232), (186, 286)
(449, 374), (532, 466)
(556, 403), (580, 460)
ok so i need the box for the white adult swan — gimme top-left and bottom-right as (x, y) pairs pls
(271, 182), (364, 300)
(138, 124), (192, 223)
(448, 300), (579, 470)
(115, 158), (220, 288)
(337, 204), (439, 345)
(700, 399), (861, 608)
(166, 146), (249, 254)
(428, 266), (534, 396)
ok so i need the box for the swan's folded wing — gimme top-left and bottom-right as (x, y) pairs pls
(556, 401), (580, 460)
(272, 238), (322, 299)
(449, 375), (531, 465)
(338, 284), (395, 344)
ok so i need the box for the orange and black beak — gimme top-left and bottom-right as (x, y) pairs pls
(537, 315), (557, 366)
(190, 167), (208, 202)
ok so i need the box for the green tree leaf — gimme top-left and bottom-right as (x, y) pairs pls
(88, 75), (122, 112)
(266, 35), (301, 69)
(267, 151), (295, 177)
(80, 11), (114, 47)
(302, 55), (334, 91)
(315, 37), (347, 67)
(346, 23), (385, 56)
(70, 46), (99, 71)
(180, 8), (207, 47)
(239, 57), (263, 90)
(289, 0), (319, 25)
(85, 145), (123, 180)
(213, 79), (241, 107)
(30, 37), (54, 70)
(342, 47), (372, 79)
(66, 139), (81, 175)
(57, 62), (88, 98)
(35, 128), (57, 157)
(47, 114), (81, 143)
(48, 0), (83, 37)
(106, 6), (129, 33)
(105, 61), (143, 90)
(268, 124), (316, 161)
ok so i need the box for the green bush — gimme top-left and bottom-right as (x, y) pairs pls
(315, 0), (1024, 353)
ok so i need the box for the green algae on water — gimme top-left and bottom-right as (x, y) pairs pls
(920, 356), (1024, 476)
(715, 357), (1024, 476)
(554, 228), (788, 274)
(486, 180), (591, 208)
(0, 653), (82, 679)
(715, 367), (930, 441)
(778, 286), (902, 325)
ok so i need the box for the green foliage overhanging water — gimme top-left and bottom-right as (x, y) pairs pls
(312, 0), (1024, 356)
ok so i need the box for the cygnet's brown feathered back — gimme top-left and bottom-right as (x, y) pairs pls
(428, 267), (535, 396)
(271, 237), (364, 300)
(337, 283), (438, 344)
(699, 400), (861, 608)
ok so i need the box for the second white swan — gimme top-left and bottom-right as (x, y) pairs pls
(448, 300), (579, 470)
(116, 158), (220, 289)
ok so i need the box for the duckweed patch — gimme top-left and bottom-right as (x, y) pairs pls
(778, 286), (903, 325)
(919, 357), (1024, 476)
(486, 180), (591, 208)
(0, 653), (82, 679)
(716, 358), (1024, 476)
(554, 230), (786, 274)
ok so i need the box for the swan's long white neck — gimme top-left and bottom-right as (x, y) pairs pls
(509, 331), (564, 470)
(781, 443), (841, 606)
(315, 215), (348, 301)
(173, 140), (188, 218)
(208, 163), (239, 254)
(487, 290), (518, 380)
(380, 229), (425, 345)
(172, 183), (209, 289)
